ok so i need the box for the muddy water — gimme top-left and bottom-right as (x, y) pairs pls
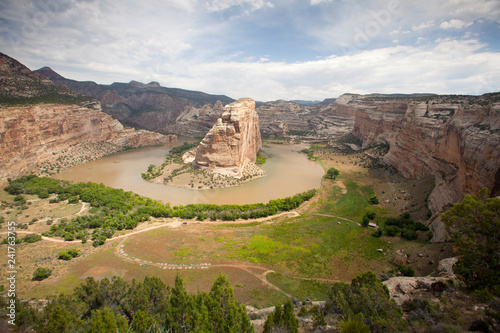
(53, 143), (324, 205)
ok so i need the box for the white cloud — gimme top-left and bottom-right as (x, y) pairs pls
(205, 0), (273, 12)
(412, 20), (434, 31)
(310, 0), (334, 5)
(1, 0), (498, 101)
(136, 39), (499, 100)
(440, 19), (473, 29)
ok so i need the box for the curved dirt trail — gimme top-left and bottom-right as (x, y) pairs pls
(2, 207), (334, 298)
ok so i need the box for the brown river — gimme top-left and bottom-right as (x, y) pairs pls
(53, 142), (324, 205)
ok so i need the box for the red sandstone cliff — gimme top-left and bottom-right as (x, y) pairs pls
(351, 93), (500, 241)
(0, 53), (175, 182)
(193, 98), (262, 173)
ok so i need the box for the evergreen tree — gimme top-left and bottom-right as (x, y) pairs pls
(442, 188), (500, 289)
(262, 300), (299, 333)
(325, 271), (406, 332)
(88, 307), (118, 333)
(131, 310), (155, 332)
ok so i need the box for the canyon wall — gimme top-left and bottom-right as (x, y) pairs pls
(351, 93), (500, 241)
(0, 53), (174, 183)
(0, 102), (173, 182)
(193, 98), (261, 174)
(257, 99), (355, 139)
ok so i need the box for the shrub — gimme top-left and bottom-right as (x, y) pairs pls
(366, 211), (376, 220)
(340, 319), (370, 333)
(362, 215), (370, 227)
(473, 288), (494, 302)
(37, 190), (50, 199)
(385, 225), (400, 237)
(58, 251), (72, 260)
(92, 235), (106, 247)
(398, 265), (415, 277)
(33, 268), (52, 281)
(298, 306), (308, 317)
(369, 196), (379, 204)
(23, 233), (42, 243)
(415, 222), (429, 231)
(67, 248), (80, 258)
(401, 228), (418, 240)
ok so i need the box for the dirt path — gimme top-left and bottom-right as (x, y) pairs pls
(311, 213), (361, 226)
(113, 238), (294, 298)
(2, 207), (329, 298)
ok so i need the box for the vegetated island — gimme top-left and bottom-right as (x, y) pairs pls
(142, 98), (267, 190)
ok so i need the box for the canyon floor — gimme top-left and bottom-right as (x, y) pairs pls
(0, 143), (453, 309)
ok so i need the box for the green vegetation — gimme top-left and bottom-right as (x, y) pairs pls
(325, 271), (407, 332)
(58, 248), (80, 261)
(369, 196), (379, 204)
(397, 265), (415, 277)
(10, 274), (254, 333)
(4, 175), (315, 246)
(263, 300), (299, 333)
(169, 141), (200, 157)
(256, 151), (267, 165)
(32, 268), (52, 281)
(142, 140), (201, 179)
(339, 319), (370, 333)
(442, 188), (500, 290)
(236, 216), (386, 278)
(374, 212), (429, 240)
(300, 148), (316, 160)
(0, 92), (95, 107)
(325, 167), (340, 179)
(319, 180), (376, 220)
(266, 273), (331, 300)
(1, 233), (42, 245)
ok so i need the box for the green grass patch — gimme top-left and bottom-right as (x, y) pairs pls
(247, 288), (289, 308)
(212, 222), (262, 229)
(233, 216), (387, 278)
(266, 273), (332, 301)
(319, 180), (374, 220)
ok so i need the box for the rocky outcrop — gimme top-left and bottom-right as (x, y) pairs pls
(351, 93), (500, 241)
(193, 98), (262, 175)
(0, 103), (174, 182)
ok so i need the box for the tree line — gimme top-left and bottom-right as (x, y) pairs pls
(3, 176), (315, 246)
(5, 274), (254, 333)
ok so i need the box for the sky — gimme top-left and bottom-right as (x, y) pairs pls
(1, 0), (499, 101)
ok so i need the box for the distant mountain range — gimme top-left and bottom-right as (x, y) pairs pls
(35, 67), (235, 133)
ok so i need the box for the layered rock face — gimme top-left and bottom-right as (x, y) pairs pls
(0, 53), (175, 182)
(256, 99), (355, 139)
(193, 98), (262, 173)
(0, 103), (173, 182)
(351, 93), (500, 241)
(164, 100), (225, 137)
